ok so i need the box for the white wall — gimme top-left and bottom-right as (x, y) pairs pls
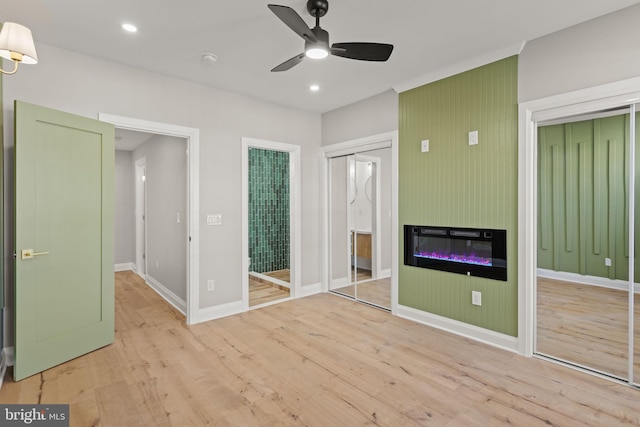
(2, 43), (322, 325)
(519, 3), (640, 103)
(321, 90), (398, 146)
(114, 150), (134, 265)
(133, 135), (187, 301)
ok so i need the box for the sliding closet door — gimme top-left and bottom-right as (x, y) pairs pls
(328, 148), (392, 310)
(634, 104), (640, 387)
(536, 110), (632, 380)
(329, 156), (355, 297)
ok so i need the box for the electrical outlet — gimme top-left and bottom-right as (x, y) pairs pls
(207, 279), (215, 291)
(472, 291), (482, 306)
(605, 257), (612, 267)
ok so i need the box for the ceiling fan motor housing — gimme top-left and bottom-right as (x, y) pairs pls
(306, 26), (330, 52)
(307, 0), (328, 18)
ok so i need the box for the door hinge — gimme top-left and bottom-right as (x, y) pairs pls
(143, 253), (146, 260)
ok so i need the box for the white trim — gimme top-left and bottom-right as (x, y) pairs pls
(537, 268), (640, 293)
(249, 271), (290, 289)
(321, 132), (396, 158)
(98, 113), (200, 325)
(241, 138), (302, 311)
(397, 305), (519, 354)
(249, 297), (294, 311)
(0, 347), (12, 389)
(2, 346), (16, 366)
(145, 275), (187, 315)
(198, 300), (244, 323)
(518, 76), (640, 362)
(134, 156), (147, 277)
(114, 262), (134, 272)
(330, 277), (351, 289)
(379, 268), (391, 279)
(321, 131), (399, 314)
(297, 282), (322, 298)
(393, 42), (525, 94)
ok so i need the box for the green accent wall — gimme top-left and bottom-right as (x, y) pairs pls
(398, 56), (518, 336)
(538, 113), (640, 281)
(248, 148), (290, 273)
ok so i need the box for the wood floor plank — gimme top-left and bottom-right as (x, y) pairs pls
(0, 271), (638, 426)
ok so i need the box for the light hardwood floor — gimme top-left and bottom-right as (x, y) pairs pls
(537, 277), (640, 380)
(1, 271), (639, 426)
(249, 271), (290, 307)
(332, 278), (391, 309)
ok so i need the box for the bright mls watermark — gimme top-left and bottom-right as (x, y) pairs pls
(0, 405), (69, 426)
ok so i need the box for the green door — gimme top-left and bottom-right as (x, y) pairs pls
(14, 101), (115, 381)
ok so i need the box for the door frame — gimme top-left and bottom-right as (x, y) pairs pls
(518, 77), (640, 384)
(321, 131), (399, 314)
(99, 113), (200, 325)
(134, 157), (147, 277)
(241, 137), (301, 311)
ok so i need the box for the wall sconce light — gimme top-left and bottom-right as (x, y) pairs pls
(0, 22), (38, 75)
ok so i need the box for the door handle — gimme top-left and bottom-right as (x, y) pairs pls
(21, 249), (50, 260)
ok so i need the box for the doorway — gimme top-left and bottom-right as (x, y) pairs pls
(519, 82), (640, 387)
(134, 157), (146, 277)
(241, 138), (301, 310)
(323, 132), (398, 312)
(99, 113), (200, 324)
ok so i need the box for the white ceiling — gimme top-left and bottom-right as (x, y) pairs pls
(114, 128), (153, 151)
(3, 0), (640, 113)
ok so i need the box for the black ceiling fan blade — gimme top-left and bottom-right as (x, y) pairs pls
(268, 4), (316, 43)
(331, 42), (394, 62)
(271, 53), (306, 72)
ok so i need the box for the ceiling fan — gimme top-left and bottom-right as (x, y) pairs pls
(267, 0), (394, 72)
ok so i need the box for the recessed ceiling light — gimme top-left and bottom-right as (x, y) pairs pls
(310, 84), (320, 92)
(121, 23), (138, 33)
(202, 53), (218, 64)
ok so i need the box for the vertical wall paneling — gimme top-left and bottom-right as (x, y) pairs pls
(398, 57), (518, 336)
(248, 148), (290, 274)
(538, 113), (640, 282)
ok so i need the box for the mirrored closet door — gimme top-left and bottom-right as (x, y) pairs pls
(328, 148), (392, 310)
(536, 103), (639, 385)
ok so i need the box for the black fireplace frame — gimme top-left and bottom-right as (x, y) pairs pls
(404, 225), (507, 281)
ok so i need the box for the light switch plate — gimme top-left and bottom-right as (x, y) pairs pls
(207, 214), (222, 226)
(468, 130), (478, 146)
(421, 139), (429, 153)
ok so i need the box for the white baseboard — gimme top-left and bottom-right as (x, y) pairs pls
(330, 277), (350, 290)
(377, 268), (391, 279)
(537, 268), (640, 293)
(198, 300), (243, 323)
(114, 262), (134, 272)
(397, 305), (519, 355)
(297, 282), (322, 298)
(145, 275), (187, 316)
(0, 347), (13, 390)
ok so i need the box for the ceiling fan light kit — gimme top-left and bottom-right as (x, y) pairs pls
(268, 0), (393, 72)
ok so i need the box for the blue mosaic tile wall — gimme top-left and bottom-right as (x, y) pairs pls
(248, 148), (290, 273)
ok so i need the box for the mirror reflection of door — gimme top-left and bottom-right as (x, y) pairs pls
(535, 105), (640, 384)
(329, 148), (392, 310)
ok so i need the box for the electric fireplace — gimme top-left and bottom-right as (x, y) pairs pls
(404, 225), (507, 281)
